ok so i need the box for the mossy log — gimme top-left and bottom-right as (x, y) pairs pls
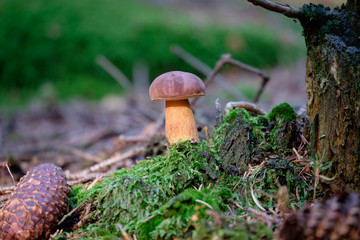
(219, 104), (301, 175)
(248, 0), (360, 191)
(219, 116), (252, 175)
(299, 2), (360, 190)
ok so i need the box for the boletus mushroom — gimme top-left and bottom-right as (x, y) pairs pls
(149, 71), (205, 145)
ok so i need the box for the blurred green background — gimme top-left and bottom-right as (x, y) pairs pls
(0, 0), (307, 106)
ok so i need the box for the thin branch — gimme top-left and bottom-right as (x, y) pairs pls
(225, 101), (267, 115)
(5, 163), (16, 187)
(133, 60), (150, 103)
(67, 146), (145, 180)
(116, 223), (131, 240)
(96, 55), (133, 91)
(195, 199), (214, 210)
(247, 0), (302, 18)
(0, 185), (15, 193)
(193, 53), (270, 104)
(226, 58), (270, 102)
(170, 45), (246, 101)
(61, 147), (103, 163)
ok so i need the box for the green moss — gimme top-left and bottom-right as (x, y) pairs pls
(301, 3), (331, 23)
(191, 217), (273, 240)
(267, 102), (296, 122)
(68, 185), (85, 209)
(136, 188), (222, 239)
(60, 103), (326, 239)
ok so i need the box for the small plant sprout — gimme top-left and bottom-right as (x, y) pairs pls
(149, 71), (205, 145)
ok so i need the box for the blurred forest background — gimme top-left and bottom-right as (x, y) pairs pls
(0, 0), (345, 108)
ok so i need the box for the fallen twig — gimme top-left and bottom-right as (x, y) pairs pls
(250, 185), (266, 211)
(61, 147), (103, 163)
(141, 214), (157, 223)
(215, 98), (224, 127)
(226, 57), (270, 102)
(58, 199), (92, 226)
(67, 146), (145, 180)
(170, 45), (245, 102)
(247, 207), (273, 229)
(225, 101), (267, 115)
(230, 199), (244, 210)
(197, 53), (270, 104)
(247, 0), (302, 18)
(5, 163), (16, 187)
(96, 55), (133, 91)
(67, 173), (109, 185)
(116, 223), (131, 240)
(195, 199), (214, 210)
(0, 185), (15, 194)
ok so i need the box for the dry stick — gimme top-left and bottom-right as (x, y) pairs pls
(67, 173), (107, 186)
(250, 185), (266, 211)
(226, 58), (270, 103)
(170, 45), (245, 102)
(58, 199), (91, 226)
(247, 207), (274, 229)
(5, 163), (16, 187)
(117, 135), (152, 144)
(195, 199), (214, 210)
(61, 147), (103, 163)
(141, 214), (157, 223)
(96, 55), (133, 91)
(195, 53), (270, 104)
(247, 0), (302, 18)
(116, 223), (131, 240)
(215, 98), (224, 127)
(133, 60), (150, 103)
(225, 101), (267, 115)
(86, 146), (144, 173)
(0, 185), (15, 193)
(230, 199), (244, 210)
(67, 146), (146, 180)
(202, 53), (231, 89)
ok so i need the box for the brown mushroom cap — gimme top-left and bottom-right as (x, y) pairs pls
(149, 71), (205, 101)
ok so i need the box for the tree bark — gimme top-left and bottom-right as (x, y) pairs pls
(299, 2), (360, 190)
(248, 0), (360, 190)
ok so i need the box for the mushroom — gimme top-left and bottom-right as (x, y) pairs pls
(149, 71), (205, 145)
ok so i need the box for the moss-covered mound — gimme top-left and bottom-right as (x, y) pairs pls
(58, 103), (331, 239)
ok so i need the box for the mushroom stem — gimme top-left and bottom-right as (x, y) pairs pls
(165, 99), (199, 145)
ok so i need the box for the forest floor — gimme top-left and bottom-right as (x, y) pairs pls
(0, 0), (311, 183)
(1, 1), (353, 239)
(0, 58), (307, 186)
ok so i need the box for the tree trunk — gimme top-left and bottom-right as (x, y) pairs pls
(299, 1), (360, 190)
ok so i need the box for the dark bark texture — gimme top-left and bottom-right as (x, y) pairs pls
(299, 1), (360, 190)
(219, 117), (252, 175)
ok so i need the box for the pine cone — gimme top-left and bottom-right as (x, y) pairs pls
(279, 191), (360, 240)
(0, 163), (70, 240)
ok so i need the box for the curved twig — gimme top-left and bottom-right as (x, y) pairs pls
(225, 101), (267, 116)
(247, 0), (302, 18)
